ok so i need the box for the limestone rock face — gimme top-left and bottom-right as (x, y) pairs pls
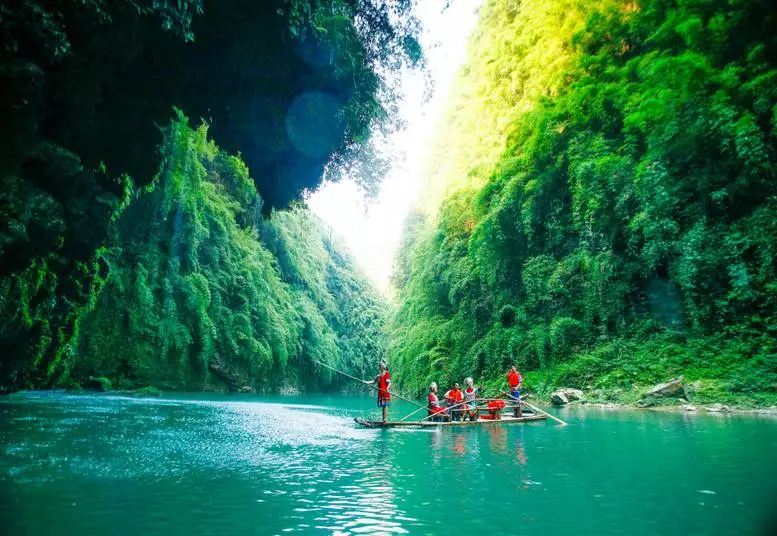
(646, 377), (686, 398)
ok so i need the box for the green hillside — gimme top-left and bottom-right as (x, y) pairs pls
(389, 0), (777, 407)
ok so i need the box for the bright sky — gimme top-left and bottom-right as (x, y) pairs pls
(307, 0), (482, 294)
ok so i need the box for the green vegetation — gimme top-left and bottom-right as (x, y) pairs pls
(70, 117), (387, 392)
(389, 0), (777, 407)
(2, 0), (775, 406)
(0, 0), (411, 392)
(132, 386), (162, 398)
(2, 115), (387, 392)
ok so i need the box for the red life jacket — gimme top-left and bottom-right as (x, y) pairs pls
(507, 370), (522, 388)
(428, 392), (443, 414)
(377, 371), (391, 400)
(445, 388), (463, 403)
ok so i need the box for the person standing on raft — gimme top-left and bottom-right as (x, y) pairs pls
(364, 360), (391, 422)
(507, 365), (523, 418)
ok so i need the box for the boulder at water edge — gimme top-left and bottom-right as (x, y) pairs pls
(551, 388), (585, 405)
(646, 377), (686, 398)
(561, 388), (585, 402)
(551, 391), (569, 405)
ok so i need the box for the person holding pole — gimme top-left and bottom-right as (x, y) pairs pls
(364, 360), (391, 422)
(507, 365), (523, 418)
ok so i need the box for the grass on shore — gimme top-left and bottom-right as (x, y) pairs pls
(479, 331), (777, 409)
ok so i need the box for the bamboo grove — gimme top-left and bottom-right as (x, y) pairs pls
(0, 0), (414, 392)
(388, 0), (777, 406)
(1, 0), (775, 403)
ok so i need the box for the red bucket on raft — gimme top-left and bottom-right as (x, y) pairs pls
(479, 399), (506, 420)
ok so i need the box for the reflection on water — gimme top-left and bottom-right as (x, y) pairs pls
(487, 423), (507, 454)
(516, 444), (527, 466)
(453, 433), (465, 455)
(429, 424), (527, 465)
(1, 392), (776, 536)
(425, 424), (524, 463)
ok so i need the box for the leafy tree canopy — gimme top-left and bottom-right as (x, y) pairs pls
(2, 116), (388, 391)
(0, 0), (413, 391)
(390, 0), (777, 404)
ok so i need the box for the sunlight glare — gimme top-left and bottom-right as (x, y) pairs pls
(307, 0), (482, 294)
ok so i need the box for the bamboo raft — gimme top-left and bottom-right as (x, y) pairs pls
(355, 413), (548, 428)
(312, 359), (567, 428)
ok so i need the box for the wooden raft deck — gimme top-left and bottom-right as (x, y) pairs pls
(354, 413), (548, 428)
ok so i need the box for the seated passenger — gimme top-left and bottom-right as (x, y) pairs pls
(463, 377), (479, 421)
(444, 383), (464, 421)
(428, 382), (448, 422)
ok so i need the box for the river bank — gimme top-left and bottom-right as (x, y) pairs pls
(501, 333), (777, 414)
(532, 396), (777, 417)
(515, 383), (777, 416)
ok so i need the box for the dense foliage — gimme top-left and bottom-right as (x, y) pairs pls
(0, 0), (412, 391)
(390, 0), (777, 405)
(71, 118), (386, 392)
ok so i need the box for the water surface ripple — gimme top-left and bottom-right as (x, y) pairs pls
(1, 392), (776, 535)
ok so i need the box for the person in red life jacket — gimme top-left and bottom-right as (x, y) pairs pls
(462, 377), (479, 421)
(444, 382), (465, 421)
(427, 382), (448, 422)
(364, 360), (391, 422)
(506, 365), (523, 418)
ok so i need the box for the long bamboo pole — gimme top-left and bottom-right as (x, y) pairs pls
(401, 396), (504, 423)
(398, 396), (480, 422)
(313, 359), (426, 410)
(398, 405), (427, 422)
(502, 391), (567, 426)
(521, 399), (567, 426)
(418, 398), (472, 423)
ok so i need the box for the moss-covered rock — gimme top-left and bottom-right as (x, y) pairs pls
(84, 376), (112, 392)
(132, 386), (162, 397)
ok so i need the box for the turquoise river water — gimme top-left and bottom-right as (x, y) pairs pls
(1, 392), (776, 535)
